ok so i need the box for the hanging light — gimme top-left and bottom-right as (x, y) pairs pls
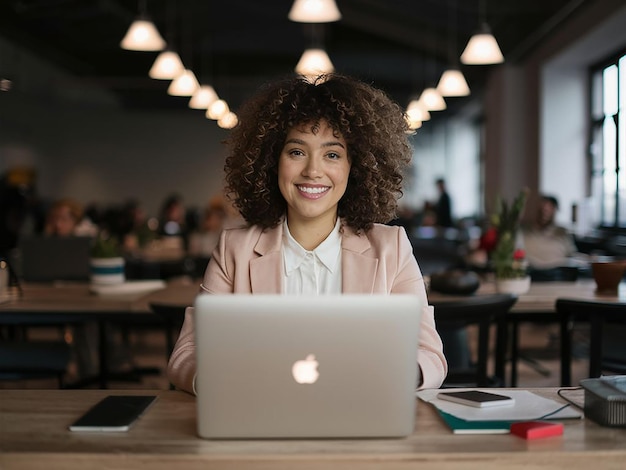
(120, 0), (165, 51)
(406, 99), (430, 122)
(295, 48), (334, 80)
(167, 69), (199, 96)
(418, 87), (447, 111)
(206, 99), (229, 120)
(288, 0), (341, 23)
(437, 68), (470, 96)
(218, 112), (239, 129)
(189, 85), (218, 109)
(460, 23), (504, 64)
(149, 49), (185, 79)
(437, 0), (470, 97)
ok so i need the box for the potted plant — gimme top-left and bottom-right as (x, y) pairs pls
(90, 232), (125, 285)
(482, 190), (530, 294)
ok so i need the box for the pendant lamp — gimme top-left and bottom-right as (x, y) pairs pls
(295, 48), (334, 80)
(288, 0), (341, 23)
(218, 112), (239, 129)
(460, 23), (504, 64)
(167, 69), (199, 96)
(149, 49), (185, 79)
(206, 99), (229, 120)
(189, 85), (219, 109)
(437, 68), (470, 96)
(120, 0), (165, 51)
(418, 87), (446, 111)
(406, 99), (431, 122)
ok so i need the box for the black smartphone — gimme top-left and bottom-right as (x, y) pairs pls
(437, 390), (515, 408)
(69, 395), (157, 432)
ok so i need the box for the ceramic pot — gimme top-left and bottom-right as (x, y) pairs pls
(495, 276), (531, 295)
(591, 261), (626, 294)
(90, 257), (125, 285)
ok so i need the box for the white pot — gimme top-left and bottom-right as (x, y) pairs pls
(495, 276), (531, 295)
(90, 257), (125, 285)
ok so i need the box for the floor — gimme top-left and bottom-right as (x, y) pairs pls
(1, 321), (591, 390)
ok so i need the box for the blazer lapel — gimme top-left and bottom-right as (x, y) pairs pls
(341, 226), (378, 293)
(250, 225), (283, 293)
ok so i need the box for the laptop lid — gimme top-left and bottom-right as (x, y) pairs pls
(17, 236), (93, 282)
(194, 294), (422, 439)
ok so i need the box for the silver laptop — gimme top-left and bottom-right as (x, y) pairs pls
(194, 294), (422, 439)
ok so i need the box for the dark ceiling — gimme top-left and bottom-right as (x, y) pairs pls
(0, 0), (593, 116)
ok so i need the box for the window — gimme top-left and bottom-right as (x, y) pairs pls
(590, 50), (626, 227)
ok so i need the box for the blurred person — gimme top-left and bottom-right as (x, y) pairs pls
(188, 195), (227, 258)
(434, 178), (453, 228)
(167, 73), (447, 394)
(44, 198), (97, 237)
(521, 194), (578, 271)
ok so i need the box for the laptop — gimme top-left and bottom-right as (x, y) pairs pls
(17, 235), (93, 282)
(194, 294), (422, 439)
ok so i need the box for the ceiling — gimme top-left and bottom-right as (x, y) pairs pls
(0, 0), (593, 117)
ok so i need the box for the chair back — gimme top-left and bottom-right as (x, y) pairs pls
(432, 293), (517, 387)
(555, 298), (626, 386)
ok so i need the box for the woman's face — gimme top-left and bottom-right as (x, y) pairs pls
(278, 120), (351, 229)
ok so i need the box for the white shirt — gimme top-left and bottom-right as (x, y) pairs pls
(282, 219), (342, 294)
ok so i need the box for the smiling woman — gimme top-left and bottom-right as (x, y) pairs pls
(167, 73), (448, 394)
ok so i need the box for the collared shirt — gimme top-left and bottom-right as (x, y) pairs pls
(282, 218), (342, 294)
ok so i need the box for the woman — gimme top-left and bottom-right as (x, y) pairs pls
(168, 74), (447, 393)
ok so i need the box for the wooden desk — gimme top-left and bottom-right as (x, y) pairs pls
(1, 388), (624, 470)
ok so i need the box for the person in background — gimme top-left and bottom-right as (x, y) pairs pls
(188, 195), (227, 258)
(434, 178), (453, 228)
(521, 194), (578, 275)
(168, 73), (447, 394)
(44, 198), (98, 237)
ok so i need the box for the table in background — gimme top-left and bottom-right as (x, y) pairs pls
(0, 281), (198, 388)
(430, 279), (626, 387)
(1, 388), (624, 470)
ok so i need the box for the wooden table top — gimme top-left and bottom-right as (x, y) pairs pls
(2, 278), (624, 320)
(1, 388), (625, 470)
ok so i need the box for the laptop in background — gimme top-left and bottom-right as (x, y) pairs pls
(17, 236), (93, 282)
(194, 294), (422, 439)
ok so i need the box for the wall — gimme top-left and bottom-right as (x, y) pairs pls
(0, 36), (231, 217)
(482, 0), (626, 226)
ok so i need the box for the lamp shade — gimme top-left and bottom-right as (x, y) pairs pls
(120, 17), (166, 51)
(189, 85), (218, 109)
(407, 99), (431, 122)
(288, 0), (341, 23)
(149, 50), (185, 79)
(167, 69), (199, 96)
(418, 87), (447, 111)
(295, 48), (334, 79)
(206, 99), (229, 120)
(437, 68), (470, 97)
(460, 23), (504, 65)
(218, 112), (239, 129)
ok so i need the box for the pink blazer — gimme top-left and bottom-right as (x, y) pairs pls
(167, 222), (448, 393)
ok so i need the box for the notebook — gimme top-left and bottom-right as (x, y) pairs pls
(194, 294), (422, 439)
(18, 235), (93, 282)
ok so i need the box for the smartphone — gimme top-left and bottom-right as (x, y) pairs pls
(69, 395), (157, 432)
(437, 390), (515, 408)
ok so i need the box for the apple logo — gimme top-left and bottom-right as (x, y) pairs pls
(291, 354), (319, 384)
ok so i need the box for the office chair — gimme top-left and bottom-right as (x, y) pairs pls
(556, 298), (626, 386)
(432, 293), (518, 388)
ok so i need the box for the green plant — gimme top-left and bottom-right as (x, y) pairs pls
(489, 190), (528, 279)
(91, 232), (122, 258)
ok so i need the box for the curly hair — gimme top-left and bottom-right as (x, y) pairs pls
(224, 74), (412, 233)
